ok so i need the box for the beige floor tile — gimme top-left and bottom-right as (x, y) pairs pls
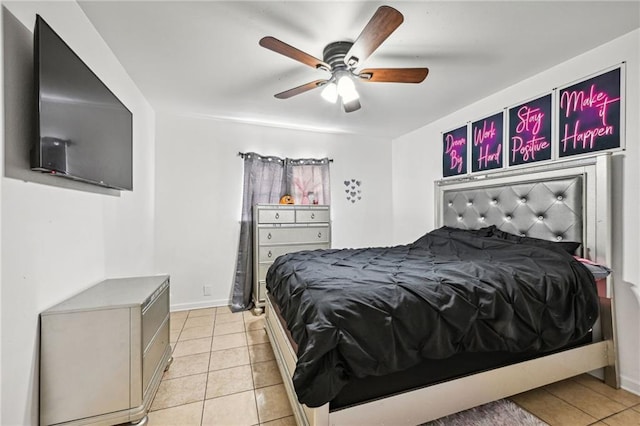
(249, 343), (276, 364)
(216, 306), (234, 315)
(245, 316), (265, 331)
(243, 310), (258, 320)
(206, 364), (254, 399)
(170, 329), (181, 343)
(184, 315), (215, 329)
(209, 346), (251, 371)
(189, 307), (216, 317)
(572, 374), (640, 407)
(255, 384), (293, 423)
(170, 310), (189, 320)
(211, 332), (248, 351)
(172, 337), (213, 358)
(163, 352), (210, 380)
(214, 320), (245, 336)
(202, 390), (258, 426)
(634, 404), (640, 413)
(150, 373), (207, 411)
(216, 312), (245, 325)
(147, 401), (203, 426)
(252, 360), (283, 389)
(545, 379), (627, 419)
(602, 408), (640, 426)
(179, 325), (214, 341)
(261, 416), (296, 426)
(511, 388), (597, 426)
(247, 329), (270, 345)
(170, 316), (186, 331)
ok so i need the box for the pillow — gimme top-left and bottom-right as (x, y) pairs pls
(413, 226), (496, 246)
(574, 257), (612, 280)
(490, 228), (581, 255)
(440, 225), (496, 237)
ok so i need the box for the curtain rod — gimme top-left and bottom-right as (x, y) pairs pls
(237, 152), (333, 163)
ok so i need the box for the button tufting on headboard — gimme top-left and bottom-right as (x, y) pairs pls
(442, 176), (583, 244)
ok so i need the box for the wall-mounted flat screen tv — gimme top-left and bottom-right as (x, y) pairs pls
(32, 15), (133, 191)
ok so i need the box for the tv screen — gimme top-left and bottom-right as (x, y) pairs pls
(32, 15), (133, 191)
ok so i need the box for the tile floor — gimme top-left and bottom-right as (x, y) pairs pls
(150, 306), (640, 426)
(510, 374), (640, 426)
(149, 306), (294, 426)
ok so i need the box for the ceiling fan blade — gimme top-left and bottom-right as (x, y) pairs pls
(343, 98), (361, 113)
(345, 6), (404, 68)
(358, 68), (429, 83)
(274, 79), (328, 99)
(260, 36), (330, 71)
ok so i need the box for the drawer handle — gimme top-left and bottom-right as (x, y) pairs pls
(311, 213), (315, 219)
(268, 250), (273, 258)
(317, 232), (322, 238)
(275, 213), (280, 219)
(267, 233), (272, 240)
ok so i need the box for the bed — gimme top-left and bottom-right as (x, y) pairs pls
(264, 154), (619, 426)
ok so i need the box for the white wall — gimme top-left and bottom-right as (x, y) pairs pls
(155, 112), (393, 310)
(392, 30), (640, 395)
(1, 2), (157, 425)
(0, 3), (4, 422)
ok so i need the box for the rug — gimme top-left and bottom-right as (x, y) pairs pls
(422, 399), (548, 426)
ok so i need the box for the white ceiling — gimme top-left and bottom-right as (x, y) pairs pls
(78, 1), (640, 139)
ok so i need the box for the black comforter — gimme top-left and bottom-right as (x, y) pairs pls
(266, 227), (598, 407)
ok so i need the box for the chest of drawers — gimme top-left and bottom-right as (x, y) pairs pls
(253, 204), (331, 312)
(39, 275), (171, 426)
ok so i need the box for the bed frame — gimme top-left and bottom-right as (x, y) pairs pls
(264, 153), (618, 426)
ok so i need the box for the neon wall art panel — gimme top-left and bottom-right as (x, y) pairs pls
(442, 126), (467, 177)
(558, 67), (622, 157)
(471, 112), (503, 173)
(508, 94), (552, 166)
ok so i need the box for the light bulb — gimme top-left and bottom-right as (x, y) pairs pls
(337, 74), (359, 103)
(320, 82), (338, 103)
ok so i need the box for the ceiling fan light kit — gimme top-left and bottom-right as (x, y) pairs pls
(320, 81), (338, 103)
(259, 5), (429, 113)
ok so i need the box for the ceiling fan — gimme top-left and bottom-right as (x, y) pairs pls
(259, 5), (429, 113)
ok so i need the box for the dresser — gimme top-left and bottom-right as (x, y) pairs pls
(253, 204), (331, 313)
(39, 275), (172, 426)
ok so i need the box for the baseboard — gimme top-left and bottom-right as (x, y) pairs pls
(621, 374), (640, 396)
(170, 298), (230, 312)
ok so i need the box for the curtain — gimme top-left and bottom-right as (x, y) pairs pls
(231, 153), (286, 312)
(231, 153), (331, 312)
(285, 157), (331, 205)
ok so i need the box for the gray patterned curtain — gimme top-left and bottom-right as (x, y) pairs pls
(231, 153), (331, 312)
(231, 153), (286, 312)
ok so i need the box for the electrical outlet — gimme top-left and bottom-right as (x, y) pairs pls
(203, 286), (212, 296)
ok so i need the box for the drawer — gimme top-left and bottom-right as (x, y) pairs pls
(258, 244), (328, 262)
(142, 286), (169, 352)
(296, 208), (330, 223)
(258, 262), (271, 281)
(142, 316), (169, 395)
(258, 226), (330, 245)
(258, 208), (295, 224)
(257, 281), (267, 303)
